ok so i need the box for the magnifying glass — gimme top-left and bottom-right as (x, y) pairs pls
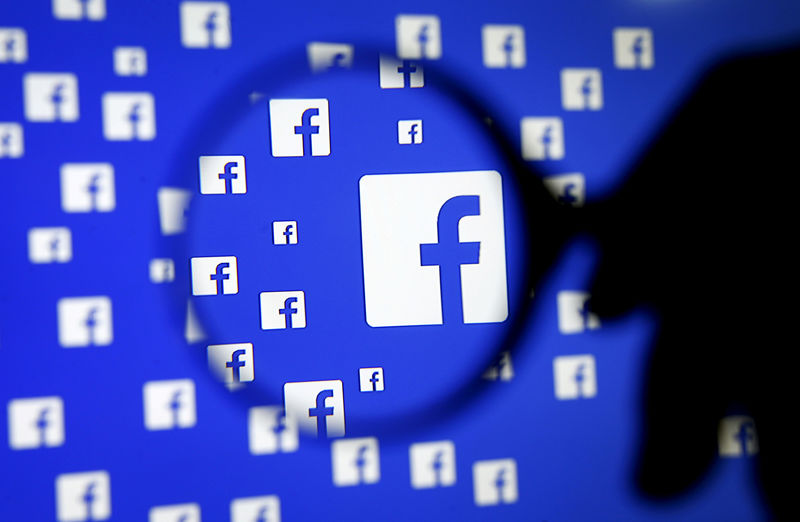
(163, 45), (569, 440)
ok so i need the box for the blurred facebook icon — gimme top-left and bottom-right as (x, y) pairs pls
(57, 296), (112, 348)
(553, 354), (597, 400)
(0, 28), (27, 63)
(557, 290), (600, 334)
(379, 54), (424, 89)
(24, 73), (79, 122)
(231, 496), (280, 522)
(260, 291), (305, 329)
(52, 0), (106, 20)
(149, 258), (175, 283)
(28, 227), (72, 263)
(180, 1), (231, 49)
(331, 437), (380, 486)
(409, 440), (456, 489)
(307, 42), (353, 72)
(8, 396), (65, 450)
(143, 379), (196, 430)
(113, 46), (147, 76)
(55, 471), (111, 522)
(199, 155), (246, 194)
(473, 459), (518, 506)
(395, 14), (441, 59)
(614, 27), (654, 69)
(543, 173), (585, 207)
(269, 99), (330, 157)
(190, 256), (238, 295)
(482, 351), (513, 381)
(0, 122), (24, 158)
(521, 117), (564, 160)
(719, 415), (759, 457)
(283, 380), (344, 438)
(207, 342), (254, 386)
(481, 25), (525, 68)
(359, 170), (508, 327)
(157, 187), (192, 235)
(248, 406), (299, 455)
(561, 68), (603, 111)
(60, 163), (115, 213)
(149, 503), (200, 522)
(102, 92), (155, 140)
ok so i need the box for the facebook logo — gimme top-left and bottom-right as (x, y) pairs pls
(230, 496), (280, 522)
(331, 437), (380, 486)
(24, 73), (79, 122)
(207, 342), (254, 386)
(557, 290), (600, 334)
(7, 396), (65, 450)
(307, 42), (353, 72)
(397, 119), (423, 144)
(719, 416), (759, 457)
(52, 0), (106, 21)
(553, 354), (597, 400)
(0, 28), (27, 63)
(143, 379), (197, 430)
(360, 171), (508, 327)
(199, 155), (246, 194)
(149, 503), (200, 522)
(180, 1), (231, 49)
(358, 367), (384, 392)
(60, 163), (115, 213)
(113, 46), (147, 76)
(561, 68), (603, 110)
(614, 27), (654, 69)
(57, 296), (113, 348)
(55, 471), (111, 522)
(190, 256), (238, 295)
(473, 459), (518, 506)
(0, 122), (24, 158)
(482, 351), (513, 381)
(102, 92), (156, 140)
(269, 99), (330, 157)
(395, 14), (441, 59)
(272, 221), (298, 245)
(28, 227), (72, 263)
(481, 25), (525, 68)
(379, 54), (424, 89)
(248, 406), (299, 455)
(157, 187), (192, 235)
(543, 173), (585, 207)
(149, 258), (175, 283)
(521, 117), (564, 160)
(409, 441), (456, 489)
(283, 380), (345, 438)
(260, 291), (305, 330)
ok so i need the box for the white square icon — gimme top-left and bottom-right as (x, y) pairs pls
(557, 290), (600, 334)
(561, 68), (603, 110)
(543, 173), (585, 207)
(0, 122), (24, 158)
(60, 163), (115, 213)
(719, 416), (758, 457)
(149, 258), (175, 283)
(409, 440), (456, 488)
(396, 14), (441, 59)
(55, 471), (111, 521)
(52, 0), (106, 20)
(190, 256), (238, 295)
(358, 367), (384, 392)
(614, 27), (654, 69)
(482, 351), (513, 381)
(553, 354), (597, 400)
(248, 406), (299, 455)
(198, 155), (246, 194)
(481, 25), (525, 68)
(260, 291), (305, 329)
(0, 28), (27, 63)
(272, 221), (298, 245)
(28, 227), (72, 263)
(102, 92), (156, 140)
(157, 187), (192, 235)
(269, 98), (330, 157)
(149, 503), (200, 522)
(57, 296), (113, 348)
(207, 342), (254, 385)
(307, 42), (353, 72)
(473, 459), (518, 506)
(283, 380), (344, 438)
(521, 117), (564, 160)
(143, 379), (196, 430)
(230, 496), (280, 522)
(24, 73), (79, 122)
(397, 119), (422, 144)
(331, 437), (380, 486)
(180, 1), (231, 49)
(379, 54), (424, 89)
(359, 171), (508, 327)
(113, 47), (147, 76)
(7, 396), (65, 450)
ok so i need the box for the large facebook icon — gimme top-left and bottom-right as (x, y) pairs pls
(190, 256), (238, 295)
(269, 99), (330, 157)
(360, 171), (508, 327)
(283, 380), (344, 438)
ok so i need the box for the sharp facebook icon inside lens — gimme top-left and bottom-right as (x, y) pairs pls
(170, 49), (537, 439)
